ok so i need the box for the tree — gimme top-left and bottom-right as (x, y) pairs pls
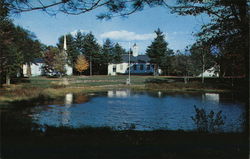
(4, 0), (248, 78)
(189, 42), (216, 82)
(42, 46), (58, 75)
(42, 46), (67, 77)
(75, 55), (89, 75)
(171, 52), (192, 76)
(172, 0), (249, 78)
(54, 51), (67, 77)
(113, 43), (125, 64)
(0, 16), (41, 85)
(5, 0), (166, 18)
(100, 39), (114, 74)
(146, 28), (172, 76)
(82, 32), (101, 76)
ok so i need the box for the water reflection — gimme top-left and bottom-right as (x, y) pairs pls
(61, 93), (73, 125)
(29, 90), (246, 132)
(108, 90), (131, 98)
(202, 93), (219, 103)
(65, 93), (73, 107)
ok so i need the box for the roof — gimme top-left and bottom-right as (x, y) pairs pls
(121, 54), (150, 63)
(33, 58), (44, 64)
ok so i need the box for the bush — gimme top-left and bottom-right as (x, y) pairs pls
(191, 105), (225, 132)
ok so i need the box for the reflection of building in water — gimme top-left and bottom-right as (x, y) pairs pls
(202, 93), (219, 103)
(108, 90), (130, 98)
(61, 93), (73, 125)
(158, 91), (162, 98)
(65, 93), (73, 108)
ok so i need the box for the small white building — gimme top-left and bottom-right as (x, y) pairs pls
(198, 66), (219, 77)
(108, 55), (160, 75)
(23, 58), (73, 77)
(23, 59), (44, 77)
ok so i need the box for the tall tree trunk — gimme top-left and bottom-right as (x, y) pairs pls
(202, 53), (205, 84)
(90, 56), (92, 76)
(6, 74), (10, 85)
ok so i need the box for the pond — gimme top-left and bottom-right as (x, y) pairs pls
(24, 90), (246, 132)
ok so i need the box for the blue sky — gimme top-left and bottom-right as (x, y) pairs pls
(13, 5), (208, 54)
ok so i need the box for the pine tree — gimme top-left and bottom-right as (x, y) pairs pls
(75, 55), (89, 75)
(82, 32), (101, 75)
(113, 43), (125, 63)
(146, 28), (172, 76)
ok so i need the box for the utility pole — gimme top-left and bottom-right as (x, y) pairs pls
(127, 42), (131, 85)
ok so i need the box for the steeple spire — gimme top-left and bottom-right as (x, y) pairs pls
(63, 35), (67, 51)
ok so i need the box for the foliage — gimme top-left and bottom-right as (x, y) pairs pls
(171, 52), (191, 76)
(82, 32), (101, 75)
(57, 34), (78, 66)
(146, 28), (173, 75)
(101, 38), (114, 64)
(4, 0), (248, 77)
(42, 47), (67, 76)
(172, 0), (249, 77)
(191, 105), (225, 132)
(0, 15), (41, 84)
(56, 32), (124, 75)
(75, 55), (89, 74)
(189, 42), (216, 76)
(5, 0), (166, 18)
(113, 43), (125, 64)
(54, 51), (67, 76)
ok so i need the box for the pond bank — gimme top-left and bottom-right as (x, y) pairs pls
(0, 76), (240, 106)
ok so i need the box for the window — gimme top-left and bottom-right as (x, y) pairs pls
(133, 64), (137, 70)
(120, 64), (123, 70)
(140, 64), (144, 70)
(147, 64), (150, 70)
(113, 66), (116, 72)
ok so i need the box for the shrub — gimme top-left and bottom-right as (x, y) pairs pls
(191, 105), (225, 132)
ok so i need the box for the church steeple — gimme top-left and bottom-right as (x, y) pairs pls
(63, 35), (67, 51)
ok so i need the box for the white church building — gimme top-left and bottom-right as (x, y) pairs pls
(23, 35), (73, 77)
(108, 54), (161, 75)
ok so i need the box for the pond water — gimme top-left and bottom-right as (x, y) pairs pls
(27, 90), (245, 132)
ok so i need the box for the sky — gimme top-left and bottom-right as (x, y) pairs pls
(13, 4), (209, 54)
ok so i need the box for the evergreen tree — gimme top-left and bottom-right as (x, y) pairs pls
(101, 39), (117, 74)
(146, 28), (172, 76)
(113, 43), (125, 63)
(82, 32), (101, 75)
(74, 31), (85, 55)
(102, 39), (114, 62)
